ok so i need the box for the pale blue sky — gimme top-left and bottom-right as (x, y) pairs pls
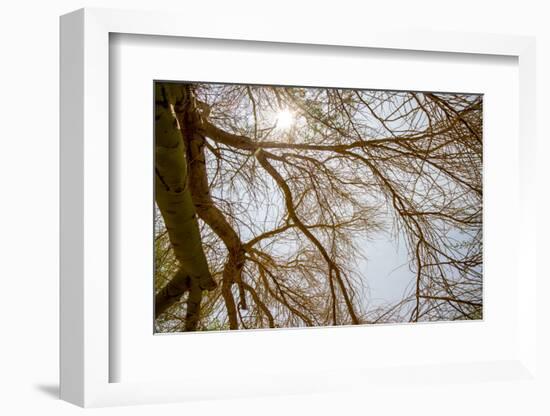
(358, 234), (414, 308)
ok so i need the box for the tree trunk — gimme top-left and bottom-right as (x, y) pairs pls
(154, 83), (216, 326)
(175, 85), (247, 330)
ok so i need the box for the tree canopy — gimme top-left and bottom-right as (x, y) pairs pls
(154, 82), (483, 332)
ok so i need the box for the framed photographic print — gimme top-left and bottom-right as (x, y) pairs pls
(60, 7), (539, 409)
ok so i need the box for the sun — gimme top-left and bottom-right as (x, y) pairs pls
(275, 109), (294, 130)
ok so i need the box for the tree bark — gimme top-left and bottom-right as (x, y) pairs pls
(175, 85), (247, 330)
(154, 83), (216, 326)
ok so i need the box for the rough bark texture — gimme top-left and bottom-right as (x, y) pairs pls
(154, 84), (216, 327)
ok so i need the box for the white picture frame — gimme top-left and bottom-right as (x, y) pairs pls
(60, 7), (539, 408)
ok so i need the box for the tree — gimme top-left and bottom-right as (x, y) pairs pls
(154, 84), (216, 331)
(154, 82), (483, 332)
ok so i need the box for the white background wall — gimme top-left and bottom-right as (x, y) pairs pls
(0, 1), (547, 414)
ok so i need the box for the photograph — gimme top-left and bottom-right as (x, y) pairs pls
(154, 81), (483, 333)
(0, 0), (543, 412)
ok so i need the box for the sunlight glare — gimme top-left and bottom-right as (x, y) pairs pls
(275, 109), (294, 130)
